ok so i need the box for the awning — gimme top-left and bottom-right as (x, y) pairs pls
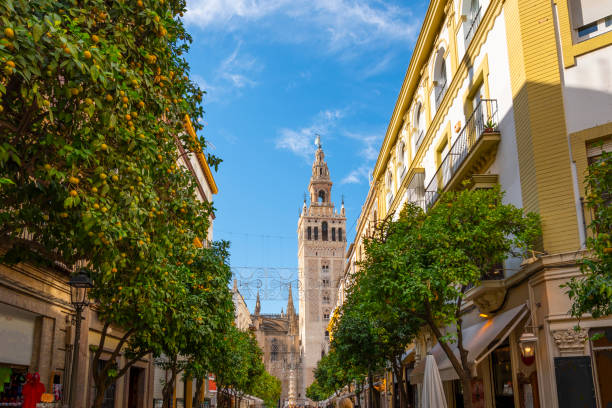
(401, 347), (415, 364)
(409, 304), (528, 384)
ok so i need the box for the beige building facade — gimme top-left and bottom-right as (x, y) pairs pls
(337, 0), (612, 408)
(251, 288), (301, 408)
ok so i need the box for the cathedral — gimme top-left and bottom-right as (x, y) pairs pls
(250, 138), (346, 407)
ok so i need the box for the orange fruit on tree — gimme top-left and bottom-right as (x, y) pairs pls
(84, 50), (92, 59)
(92, 34), (100, 43)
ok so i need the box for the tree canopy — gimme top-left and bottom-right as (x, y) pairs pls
(566, 150), (612, 318)
(0, 0), (234, 405)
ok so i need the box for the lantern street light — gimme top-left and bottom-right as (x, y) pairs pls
(68, 269), (94, 408)
(519, 330), (537, 366)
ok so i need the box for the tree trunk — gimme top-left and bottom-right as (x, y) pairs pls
(193, 377), (204, 408)
(424, 311), (474, 408)
(162, 363), (178, 408)
(367, 371), (374, 408)
(92, 379), (106, 408)
(391, 361), (406, 408)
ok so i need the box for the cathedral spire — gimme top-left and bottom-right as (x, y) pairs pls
(287, 284), (295, 317)
(255, 290), (261, 315)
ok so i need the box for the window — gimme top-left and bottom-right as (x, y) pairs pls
(271, 338), (280, 361)
(570, 0), (612, 41)
(578, 22), (598, 37)
(338, 228), (343, 241)
(314, 227), (318, 240)
(434, 49), (448, 107)
(323, 313), (330, 320)
(491, 342), (514, 407)
(322, 279), (330, 287)
(322, 293), (330, 304)
(465, 0), (482, 44)
(321, 264), (329, 273)
(331, 228), (336, 241)
(590, 327), (612, 407)
(318, 190), (326, 203)
(307, 226), (312, 240)
(322, 221), (328, 241)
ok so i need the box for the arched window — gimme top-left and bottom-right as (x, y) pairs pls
(307, 226), (312, 240)
(314, 227), (319, 240)
(413, 103), (425, 152)
(323, 312), (330, 320)
(318, 190), (326, 203)
(322, 222), (328, 241)
(434, 49), (448, 107)
(338, 228), (343, 242)
(271, 338), (279, 361)
(322, 293), (330, 304)
(331, 228), (336, 241)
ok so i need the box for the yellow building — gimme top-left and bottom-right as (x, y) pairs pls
(342, 0), (612, 407)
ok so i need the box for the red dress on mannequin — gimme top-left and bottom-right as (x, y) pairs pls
(22, 373), (46, 408)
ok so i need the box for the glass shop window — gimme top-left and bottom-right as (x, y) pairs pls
(491, 342), (514, 408)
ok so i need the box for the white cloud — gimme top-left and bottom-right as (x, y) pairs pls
(341, 165), (371, 184)
(192, 43), (261, 103)
(185, 0), (419, 53)
(276, 109), (346, 160)
(345, 131), (382, 161)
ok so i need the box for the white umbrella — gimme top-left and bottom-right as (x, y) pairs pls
(422, 353), (448, 408)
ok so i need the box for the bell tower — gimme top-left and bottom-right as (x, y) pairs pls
(297, 137), (346, 402)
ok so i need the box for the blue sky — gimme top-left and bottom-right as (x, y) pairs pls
(184, 0), (429, 313)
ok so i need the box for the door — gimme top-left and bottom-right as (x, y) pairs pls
(128, 366), (144, 408)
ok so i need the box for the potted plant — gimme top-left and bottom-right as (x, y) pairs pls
(484, 119), (497, 132)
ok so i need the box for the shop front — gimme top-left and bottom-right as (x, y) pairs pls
(409, 304), (532, 408)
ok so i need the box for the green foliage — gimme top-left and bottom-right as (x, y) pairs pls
(566, 150), (612, 318)
(0, 0), (231, 404)
(251, 370), (282, 408)
(341, 186), (539, 408)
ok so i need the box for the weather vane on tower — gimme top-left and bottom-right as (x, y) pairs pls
(314, 134), (322, 149)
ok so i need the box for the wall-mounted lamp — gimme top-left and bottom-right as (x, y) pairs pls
(519, 330), (537, 366)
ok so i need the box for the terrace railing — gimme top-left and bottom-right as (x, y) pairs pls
(425, 98), (499, 208)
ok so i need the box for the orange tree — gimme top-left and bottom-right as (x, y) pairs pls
(359, 188), (540, 408)
(154, 241), (235, 408)
(566, 150), (612, 318)
(0, 0), (228, 405)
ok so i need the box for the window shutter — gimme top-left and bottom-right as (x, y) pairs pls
(571, 0), (612, 28)
(586, 137), (612, 158)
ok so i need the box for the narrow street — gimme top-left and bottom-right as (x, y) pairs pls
(0, 1), (611, 408)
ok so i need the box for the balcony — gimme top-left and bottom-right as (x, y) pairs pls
(425, 99), (500, 209)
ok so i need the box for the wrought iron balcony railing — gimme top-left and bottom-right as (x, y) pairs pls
(425, 98), (499, 208)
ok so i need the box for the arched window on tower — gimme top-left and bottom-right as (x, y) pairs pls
(322, 222), (328, 241)
(318, 190), (326, 203)
(332, 228), (336, 241)
(307, 227), (312, 240)
(338, 228), (343, 242)
(314, 227), (319, 240)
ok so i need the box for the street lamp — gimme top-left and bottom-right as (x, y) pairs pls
(519, 330), (537, 366)
(68, 269), (94, 408)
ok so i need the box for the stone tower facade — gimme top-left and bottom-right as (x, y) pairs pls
(298, 139), (346, 401)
